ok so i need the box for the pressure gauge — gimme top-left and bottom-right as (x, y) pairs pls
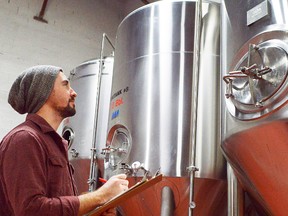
(224, 38), (288, 120)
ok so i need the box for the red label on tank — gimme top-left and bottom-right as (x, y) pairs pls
(111, 97), (124, 109)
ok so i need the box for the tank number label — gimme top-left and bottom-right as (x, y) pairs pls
(111, 86), (129, 100)
(110, 86), (129, 120)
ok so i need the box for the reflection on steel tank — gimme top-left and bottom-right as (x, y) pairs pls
(62, 57), (114, 193)
(101, 1), (226, 215)
(221, 0), (288, 215)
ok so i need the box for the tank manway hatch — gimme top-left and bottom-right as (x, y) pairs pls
(223, 38), (288, 120)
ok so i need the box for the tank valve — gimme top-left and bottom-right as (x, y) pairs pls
(70, 148), (79, 158)
(120, 161), (149, 177)
(101, 146), (128, 157)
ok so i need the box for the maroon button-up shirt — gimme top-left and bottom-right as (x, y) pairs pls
(0, 114), (80, 216)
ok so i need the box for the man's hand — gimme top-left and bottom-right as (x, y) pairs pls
(98, 174), (129, 202)
(78, 174), (129, 216)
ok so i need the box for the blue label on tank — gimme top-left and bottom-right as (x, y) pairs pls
(111, 109), (120, 120)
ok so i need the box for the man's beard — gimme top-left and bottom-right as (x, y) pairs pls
(58, 102), (76, 118)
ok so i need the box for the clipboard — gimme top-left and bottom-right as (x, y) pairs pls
(87, 174), (163, 216)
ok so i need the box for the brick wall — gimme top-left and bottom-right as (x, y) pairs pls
(0, 0), (144, 139)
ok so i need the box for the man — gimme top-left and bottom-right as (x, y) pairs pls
(0, 65), (129, 216)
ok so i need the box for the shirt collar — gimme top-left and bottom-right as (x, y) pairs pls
(26, 114), (69, 156)
(26, 113), (55, 133)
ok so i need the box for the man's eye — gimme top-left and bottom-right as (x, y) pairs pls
(63, 81), (69, 86)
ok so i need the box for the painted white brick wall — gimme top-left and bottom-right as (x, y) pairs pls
(0, 0), (145, 139)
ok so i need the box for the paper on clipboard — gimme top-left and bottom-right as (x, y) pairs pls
(87, 174), (163, 216)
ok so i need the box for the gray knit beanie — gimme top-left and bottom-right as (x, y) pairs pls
(8, 65), (62, 114)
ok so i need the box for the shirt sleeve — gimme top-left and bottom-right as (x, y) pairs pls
(1, 130), (80, 216)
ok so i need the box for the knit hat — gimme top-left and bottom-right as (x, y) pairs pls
(8, 65), (62, 114)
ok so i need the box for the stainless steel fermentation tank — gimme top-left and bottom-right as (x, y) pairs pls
(101, 1), (226, 215)
(221, 0), (288, 215)
(62, 57), (114, 193)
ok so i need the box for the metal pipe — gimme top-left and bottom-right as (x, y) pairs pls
(88, 33), (115, 192)
(227, 164), (244, 216)
(188, 0), (202, 215)
(160, 186), (175, 216)
(33, 0), (48, 23)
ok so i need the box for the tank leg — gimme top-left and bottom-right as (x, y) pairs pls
(161, 186), (175, 216)
(227, 164), (244, 216)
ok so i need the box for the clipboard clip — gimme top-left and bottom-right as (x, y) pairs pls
(153, 168), (161, 177)
(120, 161), (149, 177)
(120, 161), (162, 183)
(141, 167), (162, 182)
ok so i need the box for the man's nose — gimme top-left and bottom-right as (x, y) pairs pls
(70, 88), (77, 97)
